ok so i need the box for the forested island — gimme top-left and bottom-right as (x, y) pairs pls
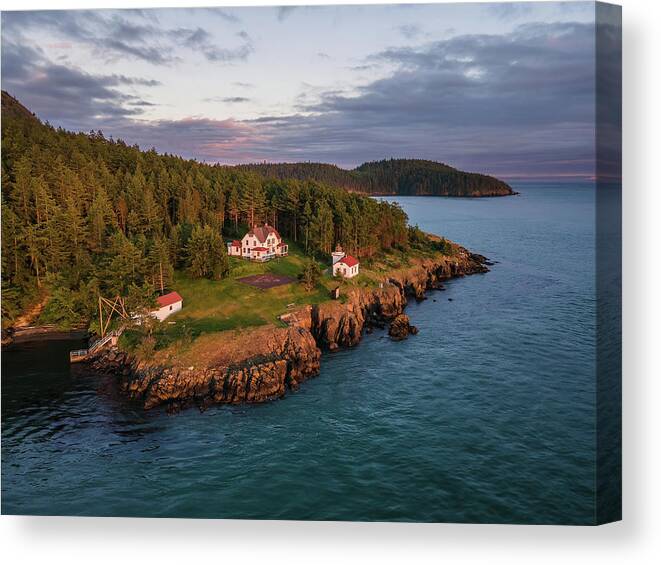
(236, 159), (515, 197)
(1, 91), (491, 408)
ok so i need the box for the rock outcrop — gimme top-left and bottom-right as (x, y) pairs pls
(289, 249), (486, 351)
(91, 248), (487, 410)
(388, 314), (418, 341)
(91, 325), (320, 410)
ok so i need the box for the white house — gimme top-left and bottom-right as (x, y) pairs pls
(227, 224), (289, 262)
(151, 291), (183, 321)
(228, 240), (242, 256)
(331, 245), (360, 278)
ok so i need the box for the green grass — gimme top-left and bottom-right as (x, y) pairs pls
(121, 240), (448, 355)
(123, 244), (335, 352)
(173, 245), (332, 320)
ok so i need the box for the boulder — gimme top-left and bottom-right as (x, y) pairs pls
(388, 314), (418, 341)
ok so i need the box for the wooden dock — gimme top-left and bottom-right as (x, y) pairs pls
(69, 329), (123, 363)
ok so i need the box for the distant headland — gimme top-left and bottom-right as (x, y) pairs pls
(235, 159), (516, 198)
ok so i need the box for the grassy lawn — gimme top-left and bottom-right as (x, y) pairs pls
(121, 244), (335, 351)
(172, 244), (333, 325)
(120, 240), (450, 354)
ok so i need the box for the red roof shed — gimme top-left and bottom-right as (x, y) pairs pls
(156, 291), (183, 308)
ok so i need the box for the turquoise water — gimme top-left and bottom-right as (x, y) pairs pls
(2, 183), (601, 523)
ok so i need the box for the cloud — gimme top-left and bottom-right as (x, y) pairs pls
(276, 7), (297, 22)
(486, 3), (535, 20)
(182, 7), (241, 24)
(396, 24), (422, 39)
(355, 22), (596, 129)
(104, 117), (260, 162)
(203, 96), (252, 104)
(213, 9), (241, 24)
(1, 10), (253, 66)
(349, 64), (377, 72)
(2, 10), (175, 65)
(0, 32), (258, 162)
(1, 39), (159, 129)
(169, 27), (253, 62)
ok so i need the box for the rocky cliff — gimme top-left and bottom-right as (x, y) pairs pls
(91, 325), (321, 410)
(91, 249), (487, 411)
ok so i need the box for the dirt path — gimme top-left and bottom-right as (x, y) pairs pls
(13, 292), (50, 328)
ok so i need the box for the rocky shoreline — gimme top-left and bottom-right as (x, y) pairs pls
(89, 249), (488, 411)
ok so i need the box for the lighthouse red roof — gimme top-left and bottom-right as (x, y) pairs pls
(339, 255), (359, 267)
(156, 291), (183, 308)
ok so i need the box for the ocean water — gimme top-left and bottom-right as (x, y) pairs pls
(2, 183), (604, 523)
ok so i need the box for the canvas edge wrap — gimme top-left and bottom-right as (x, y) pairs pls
(595, 1), (622, 525)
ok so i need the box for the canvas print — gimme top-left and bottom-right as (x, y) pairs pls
(0, 2), (621, 524)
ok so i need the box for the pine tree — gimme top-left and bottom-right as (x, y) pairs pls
(178, 174), (201, 224)
(9, 155), (33, 221)
(240, 174), (266, 228)
(116, 195), (129, 234)
(102, 232), (144, 296)
(227, 186), (240, 231)
(1, 202), (26, 287)
(147, 237), (174, 292)
(88, 188), (115, 251)
(141, 186), (162, 237)
(23, 223), (47, 288)
(299, 259), (322, 292)
(186, 225), (229, 280)
(311, 198), (334, 254)
(286, 181), (301, 241)
(301, 200), (313, 252)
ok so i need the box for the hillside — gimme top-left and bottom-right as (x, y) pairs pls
(0, 91), (424, 329)
(1, 91), (40, 123)
(236, 158), (515, 197)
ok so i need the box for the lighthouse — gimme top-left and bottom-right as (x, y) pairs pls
(331, 244), (346, 265)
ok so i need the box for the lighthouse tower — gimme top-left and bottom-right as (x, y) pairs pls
(332, 244), (346, 265)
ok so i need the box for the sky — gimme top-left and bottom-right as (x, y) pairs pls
(1, 2), (605, 180)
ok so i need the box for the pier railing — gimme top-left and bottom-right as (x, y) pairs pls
(69, 328), (124, 363)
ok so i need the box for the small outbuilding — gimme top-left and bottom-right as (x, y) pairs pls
(331, 245), (360, 279)
(228, 240), (242, 256)
(151, 291), (183, 321)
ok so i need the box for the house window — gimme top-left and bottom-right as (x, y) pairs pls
(169, 305), (173, 311)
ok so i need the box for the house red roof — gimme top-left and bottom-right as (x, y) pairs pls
(156, 291), (183, 308)
(231, 240), (241, 246)
(252, 247), (268, 252)
(339, 255), (359, 268)
(247, 224), (281, 243)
